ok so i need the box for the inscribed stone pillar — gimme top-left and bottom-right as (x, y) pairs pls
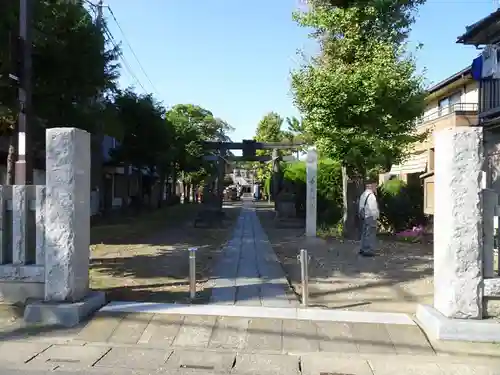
(306, 148), (318, 237)
(44, 128), (91, 302)
(434, 127), (484, 319)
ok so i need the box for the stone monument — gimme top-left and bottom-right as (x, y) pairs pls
(306, 147), (318, 237)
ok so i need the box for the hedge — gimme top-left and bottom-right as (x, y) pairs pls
(377, 177), (426, 232)
(273, 159), (344, 224)
(266, 159), (426, 232)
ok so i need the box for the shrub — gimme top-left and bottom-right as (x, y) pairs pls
(280, 159), (343, 224)
(377, 177), (425, 232)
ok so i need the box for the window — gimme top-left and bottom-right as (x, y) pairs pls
(438, 97), (450, 116)
(438, 91), (462, 116)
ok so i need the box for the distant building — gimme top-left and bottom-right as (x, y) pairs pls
(383, 67), (479, 215)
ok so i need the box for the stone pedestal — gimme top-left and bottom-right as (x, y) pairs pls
(44, 128), (92, 302)
(306, 148), (317, 237)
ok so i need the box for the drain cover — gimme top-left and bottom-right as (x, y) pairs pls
(180, 364), (215, 370)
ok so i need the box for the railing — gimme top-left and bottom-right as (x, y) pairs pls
(416, 103), (478, 126)
(480, 79), (500, 119)
(0, 185), (46, 283)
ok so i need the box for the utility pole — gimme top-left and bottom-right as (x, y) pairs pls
(92, 0), (106, 213)
(15, 0), (33, 185)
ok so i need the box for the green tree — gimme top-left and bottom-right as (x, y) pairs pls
(291, 0), (426, 238)
(253, 112), (285, 182)
(166, 104), (233, 199)
(254, 112), (285, 143)
(285, 116), (310, 156)
(0, 0), (119, 183)
(108, 89), (171, 208)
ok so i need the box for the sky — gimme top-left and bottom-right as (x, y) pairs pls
(102, 0), (498, 144)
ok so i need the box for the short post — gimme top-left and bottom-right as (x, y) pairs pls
(299, 248), (309, 307)
(189, 247), (197, 300)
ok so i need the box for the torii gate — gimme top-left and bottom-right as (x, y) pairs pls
(202, 140), (303, 210)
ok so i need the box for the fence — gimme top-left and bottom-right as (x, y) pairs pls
(0, 185), (46, 301)
(482, 189), (500, 307)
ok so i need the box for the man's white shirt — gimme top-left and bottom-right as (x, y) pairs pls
(358, 189), (379, 220)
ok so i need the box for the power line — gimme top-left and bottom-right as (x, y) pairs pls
(103, 25), (149, 94)
(105, 6), (161, 98)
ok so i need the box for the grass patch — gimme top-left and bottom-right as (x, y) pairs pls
(89, 203), (241, 303)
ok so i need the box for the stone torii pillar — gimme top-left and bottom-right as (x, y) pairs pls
(271, 148), (282, 209)
(215, 150), (226, 210)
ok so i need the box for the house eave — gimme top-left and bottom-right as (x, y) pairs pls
(457, 9), (500, 46)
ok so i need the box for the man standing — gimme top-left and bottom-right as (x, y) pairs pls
(358, 180), (379, 257)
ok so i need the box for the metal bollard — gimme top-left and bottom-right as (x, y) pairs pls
(299, 248), (309, 307)
(189, 247), (197, 300)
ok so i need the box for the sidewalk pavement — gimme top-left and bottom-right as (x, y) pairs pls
(1, 312), (500, 374)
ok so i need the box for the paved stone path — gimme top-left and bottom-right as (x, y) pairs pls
(209, 200), (297, 307)
(0, 312), (500, 374)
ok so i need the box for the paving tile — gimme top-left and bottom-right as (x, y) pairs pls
(301, 354), (374, 375)
(137, 314), (183, 346)
(316, 321), (359, 353)
(95, 347), (172, 370)
(107, 313), (152, 344)
(350, 323), (396, 354)
(27, 344), (110, 370)
(172, 315), (216, 347)
(0, 342), (51, 364)
(233, 353), (300, 375)
(75, 312), (124, 342)
(208, 316), (249, 349)
(282, 319), (320, 353)
(431, 339), (500, 358)
(166, 349), (235, 372)
(369, 358), (444, 375)
(236, 285), (262, 306)
(385, 324), (435, 355)
(437, 363), (500, 375)
(246, 318), (283, 352)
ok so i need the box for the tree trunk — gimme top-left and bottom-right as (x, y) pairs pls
(341, 166), (364, 240)
(6, 134), (16, 185)
(158, 168), (166, 208)
(124, 165), (130, 211)
(91, 131), (104, 213)
(183, 182), (188, 203)
(191, 186), (196, 203)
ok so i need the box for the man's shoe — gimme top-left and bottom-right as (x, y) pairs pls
(360, 251), (375, 257)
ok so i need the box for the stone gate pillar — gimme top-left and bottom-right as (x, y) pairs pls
(25, 128), (105, 327)
(416, 127), (500, 342)
(44, 128), (91, 302)
(433, 127), (484, 319)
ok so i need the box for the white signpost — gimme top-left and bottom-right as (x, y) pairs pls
(306, 148), (318, 237)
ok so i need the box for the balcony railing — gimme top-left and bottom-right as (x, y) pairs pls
(480, 79), (500, 119)
(416, 103), (478, 126)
